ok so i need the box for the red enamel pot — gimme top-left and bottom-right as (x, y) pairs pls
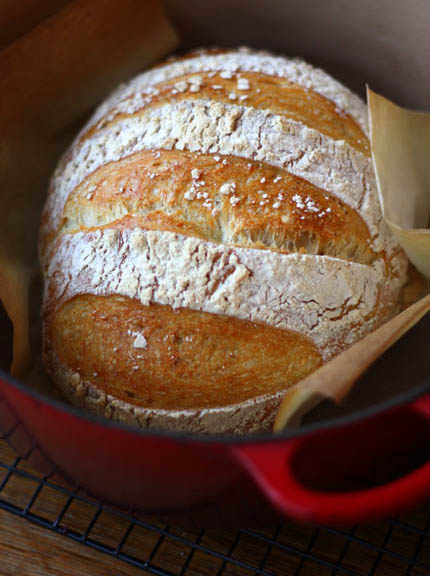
(0, 314), (428, 527)
(1, 0), (429, 526)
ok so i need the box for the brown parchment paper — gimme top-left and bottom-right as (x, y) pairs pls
(0, 0), (71, 51)
(0, 0), (178, 379)
(274, 294), (429, 430)
(367, 88), (430, 276)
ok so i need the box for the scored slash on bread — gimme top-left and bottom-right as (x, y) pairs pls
(42, 149), (377, 265)
(41, 48), (411, 433)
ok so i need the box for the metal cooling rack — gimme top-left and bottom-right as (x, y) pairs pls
(0, 436), (429, 576)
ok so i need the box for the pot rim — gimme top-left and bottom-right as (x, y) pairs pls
(1, 368), (428, 445)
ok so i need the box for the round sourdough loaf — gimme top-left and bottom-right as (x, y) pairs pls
(40, 48), (409, 434)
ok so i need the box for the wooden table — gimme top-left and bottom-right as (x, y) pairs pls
(0, 441), (141, 575)
(1, 508), (143, 576)
(1, 440), (429, 576)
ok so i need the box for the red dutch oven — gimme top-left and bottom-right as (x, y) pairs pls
(0, 0), (429, 526)
(0, 318), (429, 527)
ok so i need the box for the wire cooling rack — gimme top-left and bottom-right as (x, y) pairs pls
(0, 436), (429, 576)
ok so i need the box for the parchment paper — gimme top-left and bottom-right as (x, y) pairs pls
(367, 88), (430, 276)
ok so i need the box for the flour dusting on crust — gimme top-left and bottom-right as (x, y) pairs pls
(90, 48), (369, 134)
(45, 101), (392, 256)
(45, 229), (406, 360)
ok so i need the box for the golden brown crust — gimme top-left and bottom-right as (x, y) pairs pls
(43, 272), (424, 435)
(44, 349), (285, 434)
(81, 71), (369, 155)
(45, 149), (377, 266)
(46, 294), (322, 410)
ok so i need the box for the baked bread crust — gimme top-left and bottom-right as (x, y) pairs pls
(40, 48), (409, 433)
(44, 349), (284, 434)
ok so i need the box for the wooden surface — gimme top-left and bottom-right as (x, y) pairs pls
(0, 442), (142, 576)
(0, 509), (142, 576)
(1, 440), (429, 576)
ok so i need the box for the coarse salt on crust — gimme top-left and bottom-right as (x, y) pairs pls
(44, 101), (392, 257)
(45, 228), (406, 361)
(219, 182), (236, 195)
(88, 49), (368, 134)
(132, 332), (147, 349)
(237, 77), (250, 91)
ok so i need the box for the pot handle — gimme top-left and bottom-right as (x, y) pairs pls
(234, 394), (430, 525)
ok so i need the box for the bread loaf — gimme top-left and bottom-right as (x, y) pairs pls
(40, 48), (409, 434)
